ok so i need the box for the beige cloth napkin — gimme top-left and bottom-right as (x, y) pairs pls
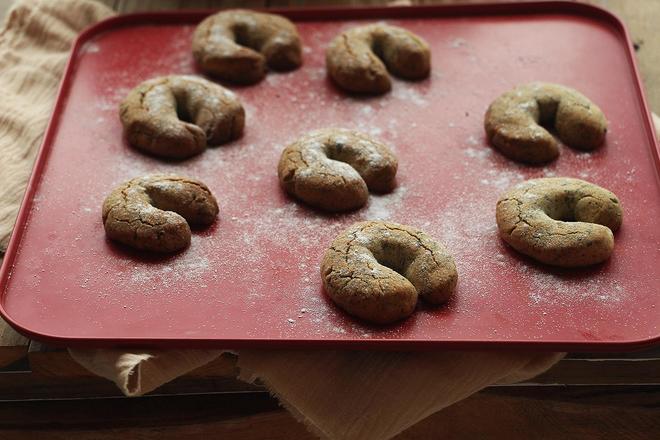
(0, 0), (115, 251)
(70, 347), (564, 440)
(3, 1), (654, 439)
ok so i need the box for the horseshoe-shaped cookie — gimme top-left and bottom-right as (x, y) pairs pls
(277, 128), (398, 212)
(102, 175), (219, 253)
(192, 9), (302, 84)
(496, 177), (622, 267)
(321, 221), (458, 324)
(326, 24), (431, 94)
(484, 82), (608, 164)
(120, 75), (245, 160)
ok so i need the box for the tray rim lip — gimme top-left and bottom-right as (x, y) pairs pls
(4, 325), (660, 352)
(1, 1), (659, 352)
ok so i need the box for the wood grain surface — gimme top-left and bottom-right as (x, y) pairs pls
(0, 386), (658, 439)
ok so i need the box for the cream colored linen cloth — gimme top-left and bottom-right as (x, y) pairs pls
(4, 1), (654, 438)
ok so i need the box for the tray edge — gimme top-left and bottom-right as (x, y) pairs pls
(1, 1), (658, 352)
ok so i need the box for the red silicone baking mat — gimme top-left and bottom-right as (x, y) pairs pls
(1, 2), (659, 350)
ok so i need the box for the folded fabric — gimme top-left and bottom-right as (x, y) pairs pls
(0, 0), (114, 250)
(69, 346), (563, 440)
(69, 348), (224, 396)
(236, 349), (564, 440)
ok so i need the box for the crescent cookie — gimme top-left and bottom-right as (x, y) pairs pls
(277, 128), (398, 212)
(321, 221), (458, 324)
(119, 75), (245, 160)
(496, 177), (622, 267)
(102, 175), (219, 253)
(326, 23), (431, 94)
(484, 82), (608, 164)
(192, 9), (302, 84)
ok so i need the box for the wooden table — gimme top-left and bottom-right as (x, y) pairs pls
(1, 1), (659, 438)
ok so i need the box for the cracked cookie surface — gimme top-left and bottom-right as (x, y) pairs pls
(321, 221), (458, 324)
(326, 23), (431, 94)
(192, 9), (302, 84)
(120, 75), (245, 160)
(484, 82), (608, 164)
(278, 128), (398, 212)
(102, 175), (219, 253)
(496, 177), (622, 267)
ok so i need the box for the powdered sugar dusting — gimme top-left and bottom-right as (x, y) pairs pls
(81, 42), (100, 54)
(390, 83), (429, 107)
(449, 37), (467, 48)
(362, 186), (407, 220)
(129, 238), (210, 288)
(528, 270), (626, 306)
(13, 19), (653, 347)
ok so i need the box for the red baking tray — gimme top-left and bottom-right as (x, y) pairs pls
(1, 2), (659, 351)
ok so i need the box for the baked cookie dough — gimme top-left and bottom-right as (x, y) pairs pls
(496, 177), (622, 267)
(192, 9), (302, 84)
(484, 82), (608, 164)
(277, 128), (398, 212)
(102, 175), (219, 253)
(120, 75), (245, 160)
(326, 23), (431, 94)
(321, 221), (458, 324)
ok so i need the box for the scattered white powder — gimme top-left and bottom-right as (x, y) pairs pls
(528, 271), (626, 306)
(449, 37), (467, 48)
(95, 86), (131, 113)
(390, 84), (429, 107)
(360, 106), (374, 116)
(575, 152), (596, 161)
(81, 42), (100, 54)
(362, 186), (407, 221)
(306, 67), (326, 82)
(18, 21), (640, 346)
(466, 135), (480, 146)
(479, 168), (526, 191)
(464, 146), (492, 160)
(265, 73), (287, 86)
(129, 238), (210, 289)
(367, 126), (383, 137)
(541, 168), (556, 177)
